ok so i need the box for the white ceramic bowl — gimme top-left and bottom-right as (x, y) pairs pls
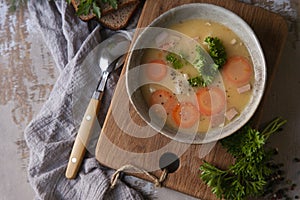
(126, 3), (266, 144)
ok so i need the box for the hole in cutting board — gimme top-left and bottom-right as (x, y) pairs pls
(159, 152), (180, 173)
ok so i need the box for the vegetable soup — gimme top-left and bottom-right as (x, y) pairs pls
(140, 19), (254, 133)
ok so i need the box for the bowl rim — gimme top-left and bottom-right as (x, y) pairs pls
(125, 3), (266, 144)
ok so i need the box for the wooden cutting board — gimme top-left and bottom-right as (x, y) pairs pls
(95, 0), (288, 199)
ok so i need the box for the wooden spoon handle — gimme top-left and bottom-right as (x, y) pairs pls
(65, 97), (101, 179)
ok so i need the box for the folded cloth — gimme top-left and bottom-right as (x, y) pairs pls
(24, 0), (143, 199)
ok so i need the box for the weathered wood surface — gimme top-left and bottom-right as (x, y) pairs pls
(0, 1), (57, 199)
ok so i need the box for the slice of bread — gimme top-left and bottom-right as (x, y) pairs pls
(99, 1), (139, 30)
(99, 0), (138, 15)
(71, 0), (95, 21)
(71, 0), (139, 27)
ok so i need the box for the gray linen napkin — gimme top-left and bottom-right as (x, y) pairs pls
(24, 0), (143, 199)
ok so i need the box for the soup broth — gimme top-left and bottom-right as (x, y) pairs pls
(140, 19), (254, 133)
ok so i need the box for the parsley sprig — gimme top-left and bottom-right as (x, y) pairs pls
(200, 117), (287, 200)
(205, 36), (227, 67)
(188, 36), (226, 87)
(67, 0), (118, 19)
(190, 45), (219, 87)
(166, 52), (184, 69)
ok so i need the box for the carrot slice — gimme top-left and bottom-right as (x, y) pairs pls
(196, 86), (226, 116)
(150, 89), (178, 115)
(172, 102), (199, 128)
(222, 56), (252, 85)
(145, 59), (168, 81)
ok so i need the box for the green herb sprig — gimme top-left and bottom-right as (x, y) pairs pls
(188, 36), (226, 87)
(67, 0), (118, 19)
(200, 117), (287, 200)
(166, 52), (184, 69)
(191, 45), (219, 86)
(188, 76), (205, 87)
(205, 36), (227, 67)
(9, 0), (27, 12)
